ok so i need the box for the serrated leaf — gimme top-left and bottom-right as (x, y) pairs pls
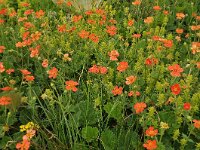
(101, 129), (116, 150)
(104, 102), (123, 122)
(81, 126), (98, 142)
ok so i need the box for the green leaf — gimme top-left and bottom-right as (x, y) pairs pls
(104, 102), (123, 122)
(81, 126), (98, 142)
(0, 136), (12, 149)
(101, 129), (116, 150)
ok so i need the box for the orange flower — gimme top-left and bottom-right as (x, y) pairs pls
(31, 31), (41, 42)
(168, 64), (183, 77)
(132, 0), (141, 6)
(57, 24), (66, 32)
(145, 126), (158, 137)
(9, 10), (17, 17)
(20, 69), (31, 75)
(85, 10), (93, 15)
(23, 129), (36, 140)
(176, 28), (184, 34)
(0, 8), (7, 15)
(0, 45), (5, 53)
(1, 86), (13, 91)
(24, 9), (34, 16)
(108, 50), (119, 61)
(20, 2), (30, 7)
(128, 20), (134, 26)
(6, 68), (14, 74)
(132, 34), (141, 38)
(153, 6), (161, 11)
(171, 83), (181, 95)
(88, 65), (99, 74)
(72, 15), (82, 23)
(176, 13), (185, 19)
(144, 17), (154, 24)
(163, 10), (169, 15)
(183, 102), (191, 110)
(128, 91), (140, 97)
(0, 19), (5, 24)
(99, 66), (108, 74)
(16, 139), (30, 150)
(42, 59), (48, 68)
(48, 67), (58, 79)
(24, 75), (35, 82)
(35, 10), (45, 18)
(78, 30), (89, 39)
(125, 76), (137, 85)
(162, 39), (173, 48)
(191, 42), (200, 54)
(143, 140), (157, 150)
(88, 65), (107, 74)
(89, 33), (99, 43)
(145, 57), (158, 66)
(66, 1), (72, 7)
(0, 62), (5, 73)
(106, 26), (117, 36)
(87, 19), (96, 25)
(117, 61), (129, 72)
(112, 86), (123, 96)
(197, 62), (200, 69)
(193, 119), (200, 129)
(65, 80), (79, 92)
(133, 102), (147, 114)
(0, 96), (12, 106)
(29, 45), (40, 58)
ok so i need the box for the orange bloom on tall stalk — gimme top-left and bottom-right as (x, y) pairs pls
(35, 10), (45, 18)
(0, 96), (12, 106)
(99, 66), (107, 74)
(65, 80), (79, 92)
(72, 15), (82, 23)
(78, 30), (90, 39)
(20, 69), (31, 75)
(128, 20), (134, 26)
(88, 65), (99, 74)
(23, 129), (36, 140)
(168, 64), (183, 77)
(0, 45), (5, 53)
(132, 34), (141, 38)
(108, 50), (119, 61)
(112, 86), (123, 96)
(143, 140), (157, 150)
(41, 59), (48, 68)
(193, 119), (200, 129)
(144, 17), (154, 24)
(89, 33), (99, 43)
(176, 28), (184, 34)
(125, 76), (137, 85)
(183, 102), (191, 110)
(191, 42), (200, 54)
(145, 126), (158, 137)
(24, 75), (35, 82)
(176, 13), (185, 19)
(106, 26), (117, 36)
(1, 86), (13, 91)
(133, 102), (147, 114)
(171, 83), (181, 95)
(117, 61), (129, 72)
(0, 62), (5, 73)
(66, 1), (72, 7)
(153, 6), (161, 11)
(29, 45), (40, 58)
(162, 39), (173, 48)
(132, 0), (141, 6)
(197, 62), (200, 69)
(16, 139), (30, 150)
(57, 24), (66, 33)
(48, 67), (58, 79)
